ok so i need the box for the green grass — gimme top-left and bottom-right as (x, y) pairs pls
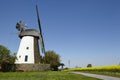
(0, 71), (101, 80)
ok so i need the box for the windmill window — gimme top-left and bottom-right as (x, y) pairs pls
(26, 47), (29, 50)
(19, 56), (21, 58)
(25, 55), (28, 62)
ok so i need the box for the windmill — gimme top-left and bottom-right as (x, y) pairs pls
(15, 5), (45, 64)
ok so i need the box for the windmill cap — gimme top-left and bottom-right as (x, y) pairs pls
(19, 29), (40, 38)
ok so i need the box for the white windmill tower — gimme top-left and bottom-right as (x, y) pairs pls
(15, 5), (45, 64)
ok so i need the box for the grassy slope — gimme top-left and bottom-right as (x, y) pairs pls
(0, 71), (101, 80)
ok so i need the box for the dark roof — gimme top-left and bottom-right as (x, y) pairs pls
(19, 29), (40, 38)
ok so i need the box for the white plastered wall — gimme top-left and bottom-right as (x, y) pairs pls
(15, 36), (34, 64)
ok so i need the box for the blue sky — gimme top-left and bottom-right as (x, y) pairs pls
(0, 0), (120, 67)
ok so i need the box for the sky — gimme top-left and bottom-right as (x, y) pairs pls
(0, 0), (120, 68)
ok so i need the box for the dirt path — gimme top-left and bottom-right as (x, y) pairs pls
(72, 72), (120, 80)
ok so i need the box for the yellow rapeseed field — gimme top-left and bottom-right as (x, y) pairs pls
(68, 65), (120, 72)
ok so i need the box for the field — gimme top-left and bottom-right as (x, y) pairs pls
(0, 71), (101, 80)
(67, 65), (120, 77)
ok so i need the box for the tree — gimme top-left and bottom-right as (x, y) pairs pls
(44, 50), (60, 71)
(0, 45), (16, 72)
(87, 64), (92, 68)
(0, 45), (10, 64)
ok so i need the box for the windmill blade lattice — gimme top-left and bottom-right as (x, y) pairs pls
(36, 5), (45, 54)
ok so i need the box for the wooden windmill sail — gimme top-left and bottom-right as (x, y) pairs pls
(15, 5), (45, 64)
(36, 5), (45, 54)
